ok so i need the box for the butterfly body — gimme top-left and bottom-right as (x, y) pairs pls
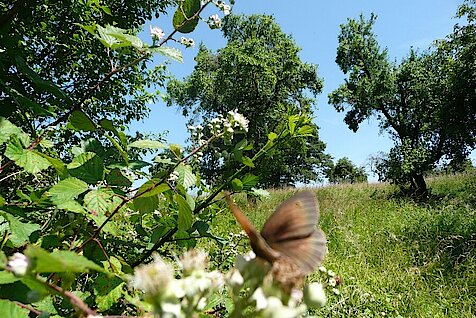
(225, 191), (326, 275)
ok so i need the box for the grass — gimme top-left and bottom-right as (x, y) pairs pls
(202, 170), (476, 317)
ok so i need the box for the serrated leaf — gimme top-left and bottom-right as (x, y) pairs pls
(0, 117), (21, 145)
(24, 246), (104, 273)
(136, 180), (169, 198)
(231, 178), (243, 191)
(67, 152), (104, 184)
(297, 125), (314, 136)
(173, 0), (200, 33)
(241, 156), (255, 168)
(5, 143), (51, 174)
(133, 195), (160, 214)
(129, 139), (165, 149)
(36, 152), (68, 179)
(175, 194), (193, 231)
(175, 164), (196, 188)
(49, 177), (89, 204)
(84, 188), (114, 217)
(56, 200), (86, 214)
(96, 25), (120, 48)
(0, 299), (29, 318)
(94, 274), (125, 311)
(106, 169), (132, 187)
(69, 110), (96, 132)
(0, 212), (40, 247)
(241, 174), (259, 190)
(148, 46), (183, 63)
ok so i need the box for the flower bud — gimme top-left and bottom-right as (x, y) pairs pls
(303, 282), (326, 308)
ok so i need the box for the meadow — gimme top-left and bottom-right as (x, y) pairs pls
(203, 170), (476, 317)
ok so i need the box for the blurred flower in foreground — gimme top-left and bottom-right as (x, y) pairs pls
(303, 282), (327, 308)
(7, 253), (29, 276)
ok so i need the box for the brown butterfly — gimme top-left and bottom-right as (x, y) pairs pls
(224, 191), (326, 275)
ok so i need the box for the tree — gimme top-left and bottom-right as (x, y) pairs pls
(329, 6), (476, 195)
(326, 157), (367, 184)
(167, 14), (330, 188)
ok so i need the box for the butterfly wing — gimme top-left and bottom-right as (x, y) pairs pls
(261, 191), (326, 274)
(224, 192), (281, 262)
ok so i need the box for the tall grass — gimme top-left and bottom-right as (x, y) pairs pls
(202, 171), (476, 317)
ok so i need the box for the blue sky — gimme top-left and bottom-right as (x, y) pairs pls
(131, 1), (466, 178)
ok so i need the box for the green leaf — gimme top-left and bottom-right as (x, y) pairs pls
(49, 177), (89, 204)
(0, 117), (21, 145)
(173, 0), (200, 33)
(0, 271), (19, 285)
(129, 139), (165, 149)
(104, 134), (129, 165)
(96, 25), (121, 48)
(147, 46), (184, 63)
(136, 180), (170, 198)
(36, 153), (68, 179)
(84, 188), (114, 217)
(56, 200), (86, 214)
(94, 274), (125, 311)
(297, 125), (314, 136)
(241, 174), (259, 190)
(175, 164), (197, 188)
(175, 194), (193, 231)
(231, 178), (243, 191)
(106, 169), (132, 187)
(24, 246), (104, 273)
(288, 115), (299, 135)
(5, 143), (51, 174)
(241, 156), (255, 168)
(0, 212), (40, 247)
(0, 299), (29, 318)
(67, 152), (104, 184)
(0, 195), (5, 207)
(268, 132), (278, 141)
(69, 110), (96, 132)
(133, 195), (160, 214)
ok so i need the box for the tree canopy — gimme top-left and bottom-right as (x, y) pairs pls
(326, 157), (367, 184)
(167, 14), (330, 188)
(329, 3), (476, 195)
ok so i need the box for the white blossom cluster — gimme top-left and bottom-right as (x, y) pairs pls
(131, 250), (224, 317)
(180, 37), (195, 48)
(227, 251), (327, 318)
(318, 265), (341, 295)
(149, 25), (165, 41)
(207, 14), (222, 29)
(187, 110), (249, 160)
(6, 252), (29, 276)
(215, 0), (231, 15)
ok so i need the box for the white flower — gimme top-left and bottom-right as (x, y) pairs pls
(303, 282), (327, 308)
(327, 269), (336, 277)
(226, 127), (234, 133)
(188, 125), (196, 131)
(131, 254), (174, 297)
(207, 14), (222, 29)
(7, 253), (29, 276)
(196, 124), (204, 130)
(251, 287), (268, 310)
(150, 25), (165, 40)
(227, 268), (244, 287)
(161, 302), (182, 316)
(179, 249), (209, 274)
(318, 265), (327, 273)
(168, 170), (179, 181)
(228, 109), (249, 132)
(332, 288), (340, 295)
(328, 277), (337, 287)
(180, 37), (195, 48)
(222, 4), (231, 15)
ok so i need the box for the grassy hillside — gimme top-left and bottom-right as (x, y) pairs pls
(205, 171), (476, 317)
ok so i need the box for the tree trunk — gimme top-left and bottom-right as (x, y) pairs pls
(412, 173), (428, 196)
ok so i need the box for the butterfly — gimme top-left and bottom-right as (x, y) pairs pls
(224, 191), (326, 275)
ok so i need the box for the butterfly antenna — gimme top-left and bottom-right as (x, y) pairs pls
(224, 191), (256, 237)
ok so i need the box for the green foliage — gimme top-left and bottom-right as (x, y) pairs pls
(326, 157), (367, 184)
(329, 4), (476, 195)
(167, 14), (330, 188)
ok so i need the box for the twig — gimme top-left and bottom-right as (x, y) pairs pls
(13, 301), (42, 316)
